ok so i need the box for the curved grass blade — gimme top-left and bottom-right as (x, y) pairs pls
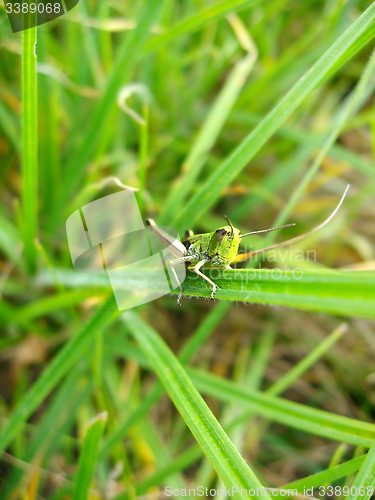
(100, 302), (230, 457)
(63, 0), (168, 200)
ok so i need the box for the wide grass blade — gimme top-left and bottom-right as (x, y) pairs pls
(122, 311), (272, 498)
(100, 302), (230, 457)
(172, 2), (375, 231)
(41, 267), (375, 320)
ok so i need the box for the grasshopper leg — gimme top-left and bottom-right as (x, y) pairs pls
(190, 259), (220, 300)
(169, 256), (196, 305)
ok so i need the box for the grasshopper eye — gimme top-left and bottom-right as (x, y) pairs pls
(215, 228), (227, 242)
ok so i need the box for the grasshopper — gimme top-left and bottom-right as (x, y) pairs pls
(147, 185), (349, 305)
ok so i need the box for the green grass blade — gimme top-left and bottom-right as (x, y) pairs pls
(346, 443), (375, 500)
(181, 269), (375, 320)
(22, 25), (38, 273)
(160, 33), (257, 221)
(268, 323), (347, 396)
(143, 0), (264, 53)
(100, 302), (229, 457)
(107, 340), (375, 447)
(0, 100), (21, 152)
(63, 0), (168, 200)
(172, 2), (375, 231)
(122, 311), (272, 498)
(44, 268), (375, 320)
(15, 289), (109, 325)
(282, 456), (366, 492)
(190, 369), (375, 446)
(73, 412), (107, 500)
(0, 297), (118, 457)
(230, 112), (374, 177)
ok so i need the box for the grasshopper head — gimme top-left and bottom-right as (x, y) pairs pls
(209, 225), (241, 264)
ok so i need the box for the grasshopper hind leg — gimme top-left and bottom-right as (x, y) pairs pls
(190, 259), (220, 300)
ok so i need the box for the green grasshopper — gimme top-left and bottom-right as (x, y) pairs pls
(147, 185), (349, 305)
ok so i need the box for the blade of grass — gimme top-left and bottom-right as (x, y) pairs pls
(268, 323), (347, 396)
(122, 311), (273, 499)
(13, 289), (109, 325)
(230, 112), (373, 178)
(22, 24), (38, 273)
(73, 412), (107, 500)
(160, 17), (258, 222)
(172, 2), (375, 232)
(100, 301), (230, 457)
(0, 364), (92, 500)
(282, 456), (366, 492)
(63, 0), (168, 201)
(190, 368), (375, 447)
(109, 339), (375, 447)
(0, 296), (118, 457)
(41, 268), (375, 320)
(346, 442), (375, 500)
(143, 0), (265, 54)
(267, 45), (375, 234)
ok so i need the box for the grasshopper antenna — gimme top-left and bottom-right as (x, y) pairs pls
(240, 223), (295, 238)
(234, 184), (349, 262)
(224, 215), (234, 238)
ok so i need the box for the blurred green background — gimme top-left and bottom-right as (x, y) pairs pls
(1, 0), (375, 498)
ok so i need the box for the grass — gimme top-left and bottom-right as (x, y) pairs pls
(1, 0), (375, 498)
(21, 24), (38, 274)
